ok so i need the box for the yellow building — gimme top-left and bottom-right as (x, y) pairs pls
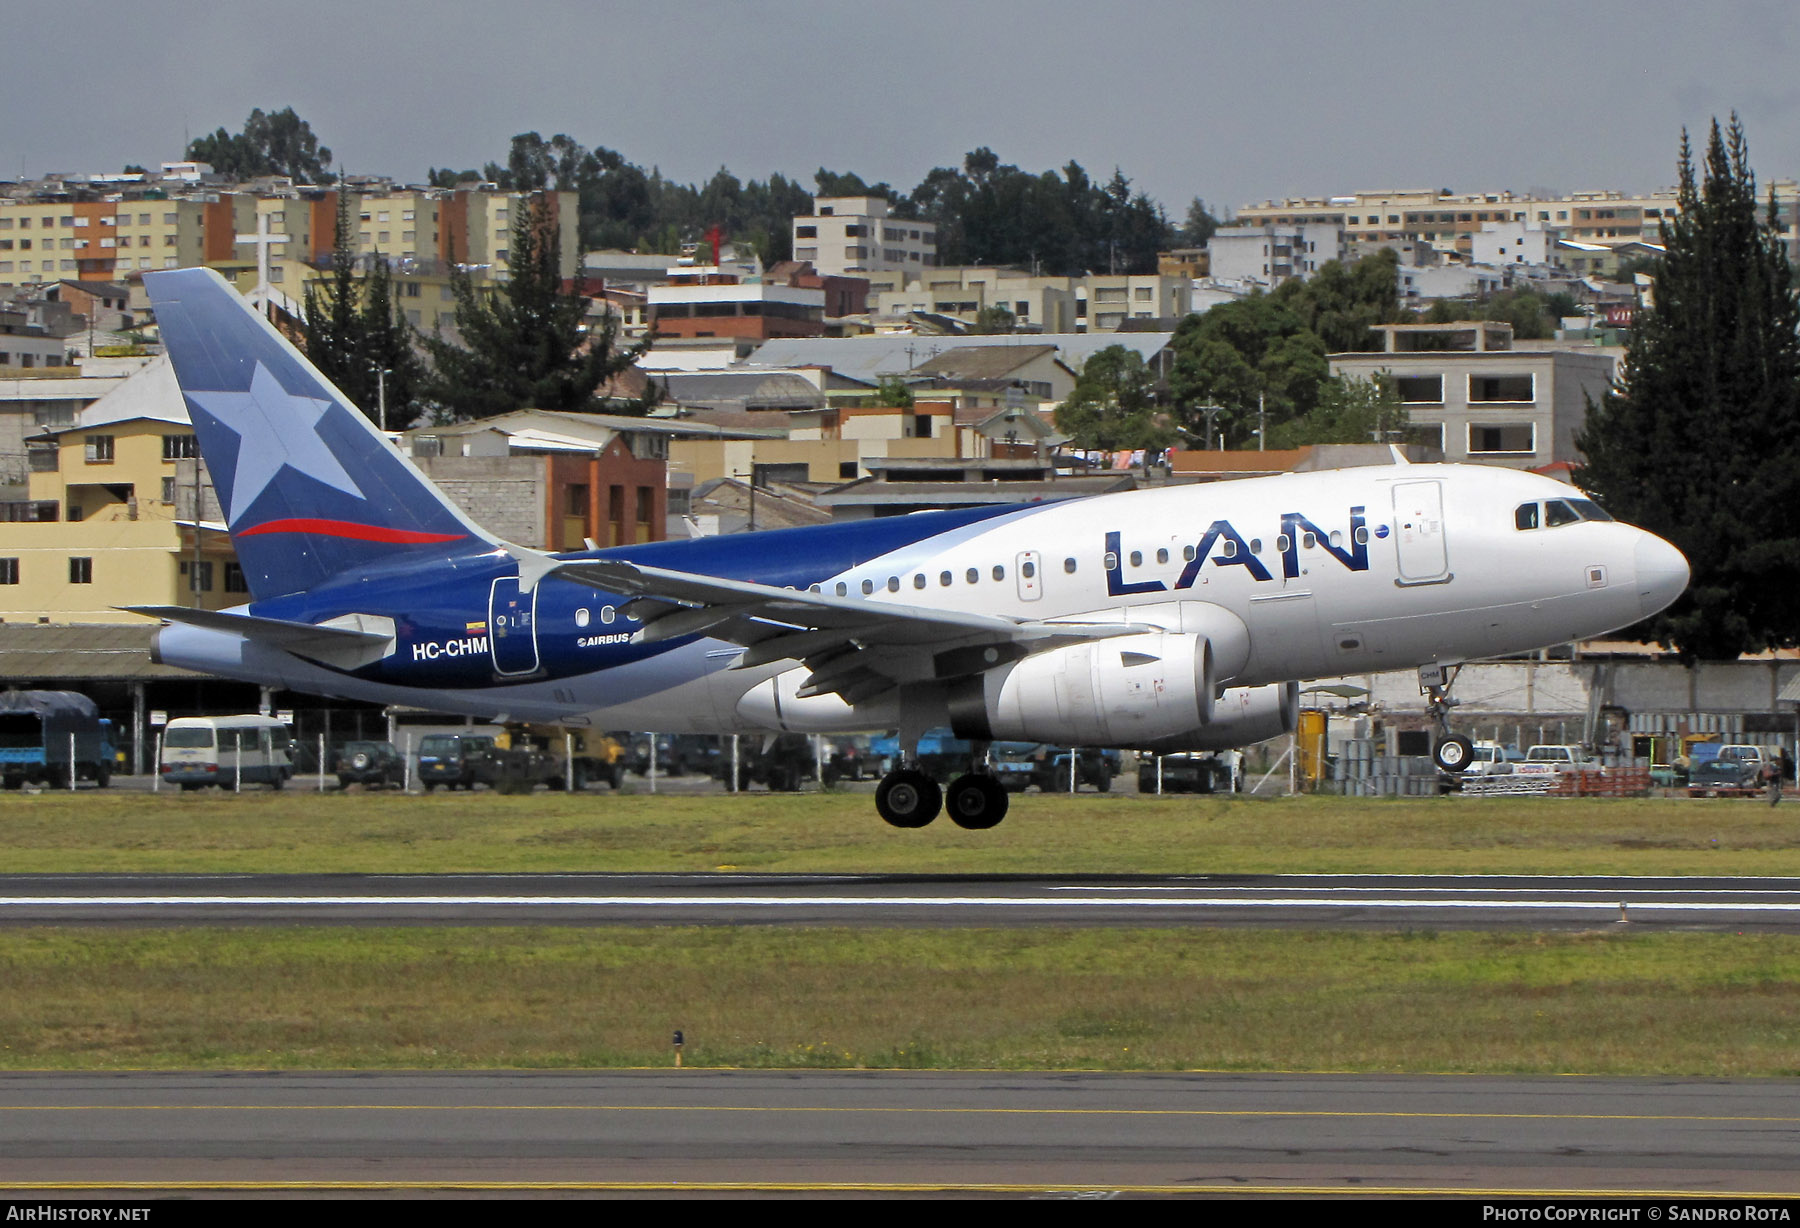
(3, 358), (234, 625)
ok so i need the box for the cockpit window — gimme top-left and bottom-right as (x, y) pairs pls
(1545, 499), (1581, 527)
(1518, 498), (1613, 530)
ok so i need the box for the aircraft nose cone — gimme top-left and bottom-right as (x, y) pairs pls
(1635, 533), (1689, 618)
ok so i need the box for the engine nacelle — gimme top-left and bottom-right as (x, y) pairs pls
(1139, 681), (1299, 753)
(949, 631), (1215, 746)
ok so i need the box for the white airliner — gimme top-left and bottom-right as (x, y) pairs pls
(132, 269), (1689, 828)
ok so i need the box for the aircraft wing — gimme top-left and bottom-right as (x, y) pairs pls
(555, 559), (1148, 702)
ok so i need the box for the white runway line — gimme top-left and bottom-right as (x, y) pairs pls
(6, 894), (1800, 913)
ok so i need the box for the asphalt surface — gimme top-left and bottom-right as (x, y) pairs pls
(1, 1070), (1796, 1197)
(5, 871), (1800, 930)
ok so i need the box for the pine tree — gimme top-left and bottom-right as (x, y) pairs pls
(420, 193), (653, 420)
(301, 189), (424, 428)
(1576, 117), (1800, 658)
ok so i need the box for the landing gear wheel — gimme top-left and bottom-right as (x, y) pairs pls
(876, 769), (942, 828)
(945, 774), (1008, 829)
(1433, 736), (1475, 773)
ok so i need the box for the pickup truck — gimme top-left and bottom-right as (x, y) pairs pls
(1513, 745), (1601, 776)
(1462, 741), (1518, 777)
(1688, 745), (1768, 796)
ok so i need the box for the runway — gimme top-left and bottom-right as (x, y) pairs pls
(1, 1070), (1796, 1197)
(4, 872), (1800, 929)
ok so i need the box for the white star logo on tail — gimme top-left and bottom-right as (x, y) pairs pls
(185, 362), (366, 526)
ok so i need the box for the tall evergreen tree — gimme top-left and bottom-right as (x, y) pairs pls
(1576, 117), (1800, 658)
(301, 190), (423, 428)
(420, 193), (653, 420)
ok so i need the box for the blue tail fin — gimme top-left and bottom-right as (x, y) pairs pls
(146, 268), (496, 601)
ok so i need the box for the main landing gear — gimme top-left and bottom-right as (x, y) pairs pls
(874, 743), (1010, 830)
(1421, 662), (1475, 772)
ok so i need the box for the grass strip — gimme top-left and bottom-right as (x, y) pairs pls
(1, 926), (1797, 1075)
(3, 790), (1800, 876)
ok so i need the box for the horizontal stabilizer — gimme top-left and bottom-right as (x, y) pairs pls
(122, 606), (396, 670)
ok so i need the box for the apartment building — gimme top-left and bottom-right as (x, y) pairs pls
(870, 266), (1189, 332)
(3, 358), (235, 624)
(0, 185), (578, 297)
(1206, 222), (1344, 287)
(793, 196), (936, 278)
(1330, 321), (1613, 470)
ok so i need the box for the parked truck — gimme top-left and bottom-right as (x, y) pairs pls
(0, 691), (115, 788)
(417, 726), (624, 793)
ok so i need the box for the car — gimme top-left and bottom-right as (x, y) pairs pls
(416, 734), (498, 791)
(1137, 752), (1235, 794)
(334, 740), (404, 789)
(1689, 745), (1767, 796)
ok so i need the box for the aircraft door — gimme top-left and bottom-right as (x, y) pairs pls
(1392, 480), (1450, 584)
(1015, 550), (1043, 602)
(488, 576), (541, 676)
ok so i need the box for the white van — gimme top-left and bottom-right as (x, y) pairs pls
(160, 715), (294, 790)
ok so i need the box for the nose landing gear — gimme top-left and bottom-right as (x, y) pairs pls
(1421, 662), (1475, 773)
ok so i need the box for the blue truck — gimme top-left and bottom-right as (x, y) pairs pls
(0, 690), (115, 788)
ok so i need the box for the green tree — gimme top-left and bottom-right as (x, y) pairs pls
(301, 190), (423, 428)
(420, 194), (654, 420)
(1179, 197), (1220, 247)
(187, 107), (333, 183)
(970, 304), (1017, 334)
(1054, 346), (1172, 450)
(872, 376), (914, 408)
(1576, 117), (1800, 659)
(1168, 295), (1328, 446)
(1274, 249), (1399, 352)
(1264, 376), (1402, 449)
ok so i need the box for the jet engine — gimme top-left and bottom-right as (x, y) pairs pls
(1138, 681), (1299, 753)
(947, 631), (1217, 746)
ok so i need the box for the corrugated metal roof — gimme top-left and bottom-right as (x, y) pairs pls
(746, 333), (1174, 385)
(0, 623), (196, 681)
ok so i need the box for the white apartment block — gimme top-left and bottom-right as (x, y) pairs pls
(1206, 222), (1344, 287)
(868, 266), (1189, 333)
(1469, 221), (1554, 267)
(793, 196), (935, 278)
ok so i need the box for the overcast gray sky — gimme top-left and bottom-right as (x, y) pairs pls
(8, 1), (1798, 215)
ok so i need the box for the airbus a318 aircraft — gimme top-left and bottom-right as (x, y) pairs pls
(133, 268), (1688, 828)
